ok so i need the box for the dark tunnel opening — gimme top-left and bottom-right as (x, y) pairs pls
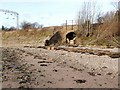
(66, 32), (76, 43)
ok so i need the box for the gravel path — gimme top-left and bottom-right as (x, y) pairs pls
(1, 46), (119, 88)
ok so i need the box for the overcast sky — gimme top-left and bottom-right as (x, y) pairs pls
(0, 0), (118, 28)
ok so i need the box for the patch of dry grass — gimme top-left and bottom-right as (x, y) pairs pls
(2, 28), (55, 46)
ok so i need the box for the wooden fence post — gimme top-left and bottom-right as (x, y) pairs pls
(66, 20), (67, 33)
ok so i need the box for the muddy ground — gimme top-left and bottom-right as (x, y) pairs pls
(1, 46), (119, 88)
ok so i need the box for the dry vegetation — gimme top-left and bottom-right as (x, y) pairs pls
(2, 28), (57, 46)
(1, 3), (120, 48)
(1, 17), (120, 48)
(75, 10), (120, 48)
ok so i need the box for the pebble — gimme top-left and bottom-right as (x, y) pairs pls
(74, 79), (86, 83)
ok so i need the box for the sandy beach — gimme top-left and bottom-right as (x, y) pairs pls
(1, 45), (119, 88)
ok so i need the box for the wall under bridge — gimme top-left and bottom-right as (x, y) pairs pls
(44, 29), (77, 46)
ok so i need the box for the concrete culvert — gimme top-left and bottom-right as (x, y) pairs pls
(45, 31), (63, 46)
(45, 31), (77, 46)
(66, 32), (76, 44)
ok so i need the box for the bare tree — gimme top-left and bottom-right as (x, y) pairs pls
(21, 21), (42, 30)
(102, 11), (115, 23)
(21, 21), (32, 30)
(32, 22), (40, 28)
(77, 1), (99, 37)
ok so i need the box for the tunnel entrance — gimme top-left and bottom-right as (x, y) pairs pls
(66, 32), (76, 44)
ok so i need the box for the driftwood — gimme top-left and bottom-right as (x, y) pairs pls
(24, 45), (120, 58)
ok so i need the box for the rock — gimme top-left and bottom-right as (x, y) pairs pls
(109, 53), (120, 58)
(38, 60), (52, 63)
(102, 66), (108, 69)
(18, 86), (25, 88)
(47, 81), (52, 83)
(97, 73), (102, 75)
(38, 61), (46, 63)
(53, 69), (58, 72)
(19, 80), (27, 84)
(74, 79), (86, 83)
(38, 70), (41, 72)
(87, 72), (96, 76)
(40, 74), (45, 77)
(40, 64), (47, 66)
(99, 84), (102, 86)
(106, 72), (112, 75)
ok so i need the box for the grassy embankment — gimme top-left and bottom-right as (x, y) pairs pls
(1, 22), (120, 48)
